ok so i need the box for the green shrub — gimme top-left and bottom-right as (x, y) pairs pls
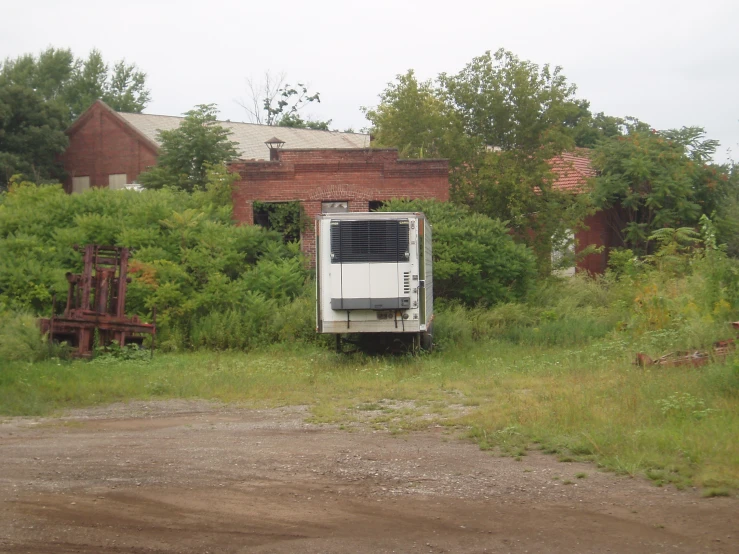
(0, 179), (308, 350)
(380, 199), (537, 306)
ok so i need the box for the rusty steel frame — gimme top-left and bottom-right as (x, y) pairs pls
(635, 322), (739, 368)
(39, 245), (155, 358)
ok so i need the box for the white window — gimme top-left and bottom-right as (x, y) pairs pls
(72, 176), (90, 194)
(108, 174), (128, 190)
(322, 201), (349, 213)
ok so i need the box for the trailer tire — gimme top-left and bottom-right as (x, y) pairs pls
(421, 325), (434, 352)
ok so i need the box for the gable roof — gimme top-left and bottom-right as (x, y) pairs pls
(116, 112), (370, 161)
(66, 100), (370, 161)
(549, 150), (595, 193)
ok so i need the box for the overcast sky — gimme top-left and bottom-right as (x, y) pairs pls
(3, 0), (738, 162)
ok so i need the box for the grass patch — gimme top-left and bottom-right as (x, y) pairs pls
(0, 334), (737, 493)
(702, 488), (732, 498)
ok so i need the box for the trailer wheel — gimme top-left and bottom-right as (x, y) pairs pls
(421, 324), (434, 352)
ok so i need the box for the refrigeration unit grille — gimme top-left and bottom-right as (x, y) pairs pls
(330, 220), (409, 263)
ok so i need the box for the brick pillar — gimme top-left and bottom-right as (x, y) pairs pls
(301, 200), (321, 266)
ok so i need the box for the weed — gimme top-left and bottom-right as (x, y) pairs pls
(702, 488), (731, 498)
(575, 472), (587, 479)
(657, 392), (717, 420)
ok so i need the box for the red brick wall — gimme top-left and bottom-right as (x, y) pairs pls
(59, 102), (158, 191)
(230, 149), (450, 262)
(575, 208), (623, 274)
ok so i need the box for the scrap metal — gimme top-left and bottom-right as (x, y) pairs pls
(39, 245), (155, 358)
(635, 322), (739, 368)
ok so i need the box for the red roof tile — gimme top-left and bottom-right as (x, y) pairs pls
(548, 150), (595, 194)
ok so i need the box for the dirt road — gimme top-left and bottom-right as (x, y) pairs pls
(0, 400), (736, 553)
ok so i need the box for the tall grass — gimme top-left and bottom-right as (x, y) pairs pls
(0, 311), (48, 362)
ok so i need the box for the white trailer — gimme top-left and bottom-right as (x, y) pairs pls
(315, 212), (433, 350)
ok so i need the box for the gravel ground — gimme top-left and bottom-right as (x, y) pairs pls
(0, 399), (736, 553)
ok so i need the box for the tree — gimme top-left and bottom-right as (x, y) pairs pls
(63, 50), (150, 118)
(438, 50), (590, 271)
(591, 125), (725, 254)
(138, 104), (239, 192)
(238, 71), (331, 129)
(715, 162), (739, 257)
(363, 70), (473, 166)
(0, 48), (75, 105)
(563, 99), (626, 148)
(0, 85), (68, 186)
(0, 47), (150, 123)
(439, 49), (579, 154)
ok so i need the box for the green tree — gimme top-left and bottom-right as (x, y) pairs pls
(362, 50), (602, 272)
(0, 47), (150, 122)
(439, 49), (579, 154)
(438, 49), (590, 271)
(564, 99), (626, 148)
(0, 85), (68, 186)
(138, 104), (239, 192)
(62, 49), (151, 119)
(363, 70), (473, 165)
(0, 48), (75, 105)
(591, 126), (725, 254)
(715, 162), (739, 257)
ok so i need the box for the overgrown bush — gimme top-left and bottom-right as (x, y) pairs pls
(0, 170), (311, 351)
(380, 199), (537, 305)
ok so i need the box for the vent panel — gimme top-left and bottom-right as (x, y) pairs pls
(331, 220), (410, 263)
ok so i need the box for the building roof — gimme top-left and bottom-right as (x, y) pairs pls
(549, 150), (595, 193)
(116, 111), (370, 161)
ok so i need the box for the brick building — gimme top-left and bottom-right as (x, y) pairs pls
(230, 148), (450, 259)
(58, 100), (370, 193)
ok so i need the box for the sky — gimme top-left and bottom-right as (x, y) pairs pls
(3, 0), (738, 162)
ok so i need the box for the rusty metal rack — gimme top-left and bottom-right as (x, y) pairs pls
(39, 245), (155, 358)
(635, 322), (739, 368)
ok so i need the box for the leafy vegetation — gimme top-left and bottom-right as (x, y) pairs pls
(0, 47), (150, 187)
(591, 125), (726, 254)
(363, 50), (735, 273)
(138, 105), (239, 192)
(379, 199), (537, 305)
(0, 170), (311, 351)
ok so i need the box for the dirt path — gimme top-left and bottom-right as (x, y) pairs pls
(0, 400), (736, 553)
